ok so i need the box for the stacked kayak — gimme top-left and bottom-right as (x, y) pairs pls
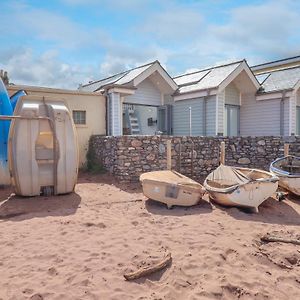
(0, 78), (13, 185)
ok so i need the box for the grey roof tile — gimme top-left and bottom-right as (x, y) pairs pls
(176, 62), (242, 94)
(258, 67), (300, 93)
(80, 61), (155, 92)
(174, 70), (210, 86)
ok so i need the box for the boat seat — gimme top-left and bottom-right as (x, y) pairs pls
(283, 165), (300, 168)
(36, 148), (54, 160)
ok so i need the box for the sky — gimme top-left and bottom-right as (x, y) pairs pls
(0, 0), (300, 89)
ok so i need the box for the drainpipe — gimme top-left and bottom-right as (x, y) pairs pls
(280, 91), (286, 136)
(105, 93), (109, 136)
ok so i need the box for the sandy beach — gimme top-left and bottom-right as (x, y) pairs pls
(0, 173), (299, 300)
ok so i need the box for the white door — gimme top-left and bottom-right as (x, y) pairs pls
(225, 105), (240, 136)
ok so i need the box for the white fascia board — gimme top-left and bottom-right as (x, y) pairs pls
(218, 61), (260, 92)
(256, 91), (292, 101)
(293, 79), (300, 93)
(173, 88), (217, 101)
(133, 62), (178, 91)
(107, 87), (135, 95)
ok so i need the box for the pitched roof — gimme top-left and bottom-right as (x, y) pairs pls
(251, 55), (300, 73)
(257, 66), (300, 93)
(80, 61), (157, 92)
(173, 60), (244, 94)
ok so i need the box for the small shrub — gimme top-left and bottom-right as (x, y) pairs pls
(86, 142), (106, 174)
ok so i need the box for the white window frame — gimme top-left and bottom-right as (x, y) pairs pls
(72, 110), (86, 125)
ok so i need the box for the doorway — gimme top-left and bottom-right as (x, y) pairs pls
(225, 104), (240, 136)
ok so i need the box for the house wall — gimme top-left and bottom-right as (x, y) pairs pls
(124, 78), (161, 106)
(173, 98), (204, 136)
(240, 93), (284, 136)
(283, 97), (290, 136)
(217, 83), (241, 136)
(172, 95), (216, 136)
(206, 96), (217, 136)
(225, 82), (240, 105)
(163, 94), (174, 105)
(7, 86), (106, 167)
(296, 90), (300, 135)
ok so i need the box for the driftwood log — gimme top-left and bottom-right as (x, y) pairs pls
(124, 252), (172, 281)
(261, 234), (300, 246)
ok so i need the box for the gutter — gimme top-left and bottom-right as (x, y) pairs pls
(172, 86), (216, 98)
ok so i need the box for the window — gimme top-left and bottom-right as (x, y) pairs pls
(73, 110), (86, 125)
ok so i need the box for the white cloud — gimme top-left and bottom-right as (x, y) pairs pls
(210, 0), (300, 58)
(2, 2), (108, 49)
(173, 0), (300, 74)
(0, 48), (97, 89)
(1, 0), (300, 87)
(140, 6), (203, 42)
(61, 0), (153, 10)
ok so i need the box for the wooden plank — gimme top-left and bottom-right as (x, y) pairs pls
(167, 140), (172, 170)
(261, 234), (300, 246)
(124, 253), (172, 281)
(220, 141), (225, 165)
(284, 143), (289, 157)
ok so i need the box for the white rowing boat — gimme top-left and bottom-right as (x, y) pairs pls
(140, 170), (205, 208)
(204, 164), (278, 212)
(270, 155), (300, 196)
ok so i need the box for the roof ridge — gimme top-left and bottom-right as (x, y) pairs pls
(173, 59), (245, 79)
(256, 64), (300, 75)
(251, 55), (300, 68)
(81, 60), (157, 87)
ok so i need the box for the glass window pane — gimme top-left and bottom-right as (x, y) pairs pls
(72, 110), (86, 125)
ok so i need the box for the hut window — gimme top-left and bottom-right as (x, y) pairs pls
(73, 110), (86, 125)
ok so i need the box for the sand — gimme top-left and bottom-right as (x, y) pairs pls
(0, 173), (299, 300)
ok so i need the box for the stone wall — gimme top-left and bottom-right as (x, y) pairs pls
(89, 135), (300, 182)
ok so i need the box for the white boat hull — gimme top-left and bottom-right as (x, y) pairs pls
(8, 96), (79, 196)
(208, 180), (278, 211)
(275, 176), (300, 196)
(140, 170), (205, 208)
(204, 166), (278, 212)
(270, 156), (300, 196)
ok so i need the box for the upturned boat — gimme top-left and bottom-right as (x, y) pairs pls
(140, 170), (205, 208)
(204, 164), (278, 212)
(270, 155), (300, 196)
(8, 95), (78, 196)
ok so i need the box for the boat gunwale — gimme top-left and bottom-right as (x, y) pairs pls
(270, 156), (300, 178)
(204, 166), (278, 194)
(141, 178), (204, 193)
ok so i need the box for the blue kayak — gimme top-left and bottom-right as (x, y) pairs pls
(0, 78), (13, 185)
(10, 89), (27, 110)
